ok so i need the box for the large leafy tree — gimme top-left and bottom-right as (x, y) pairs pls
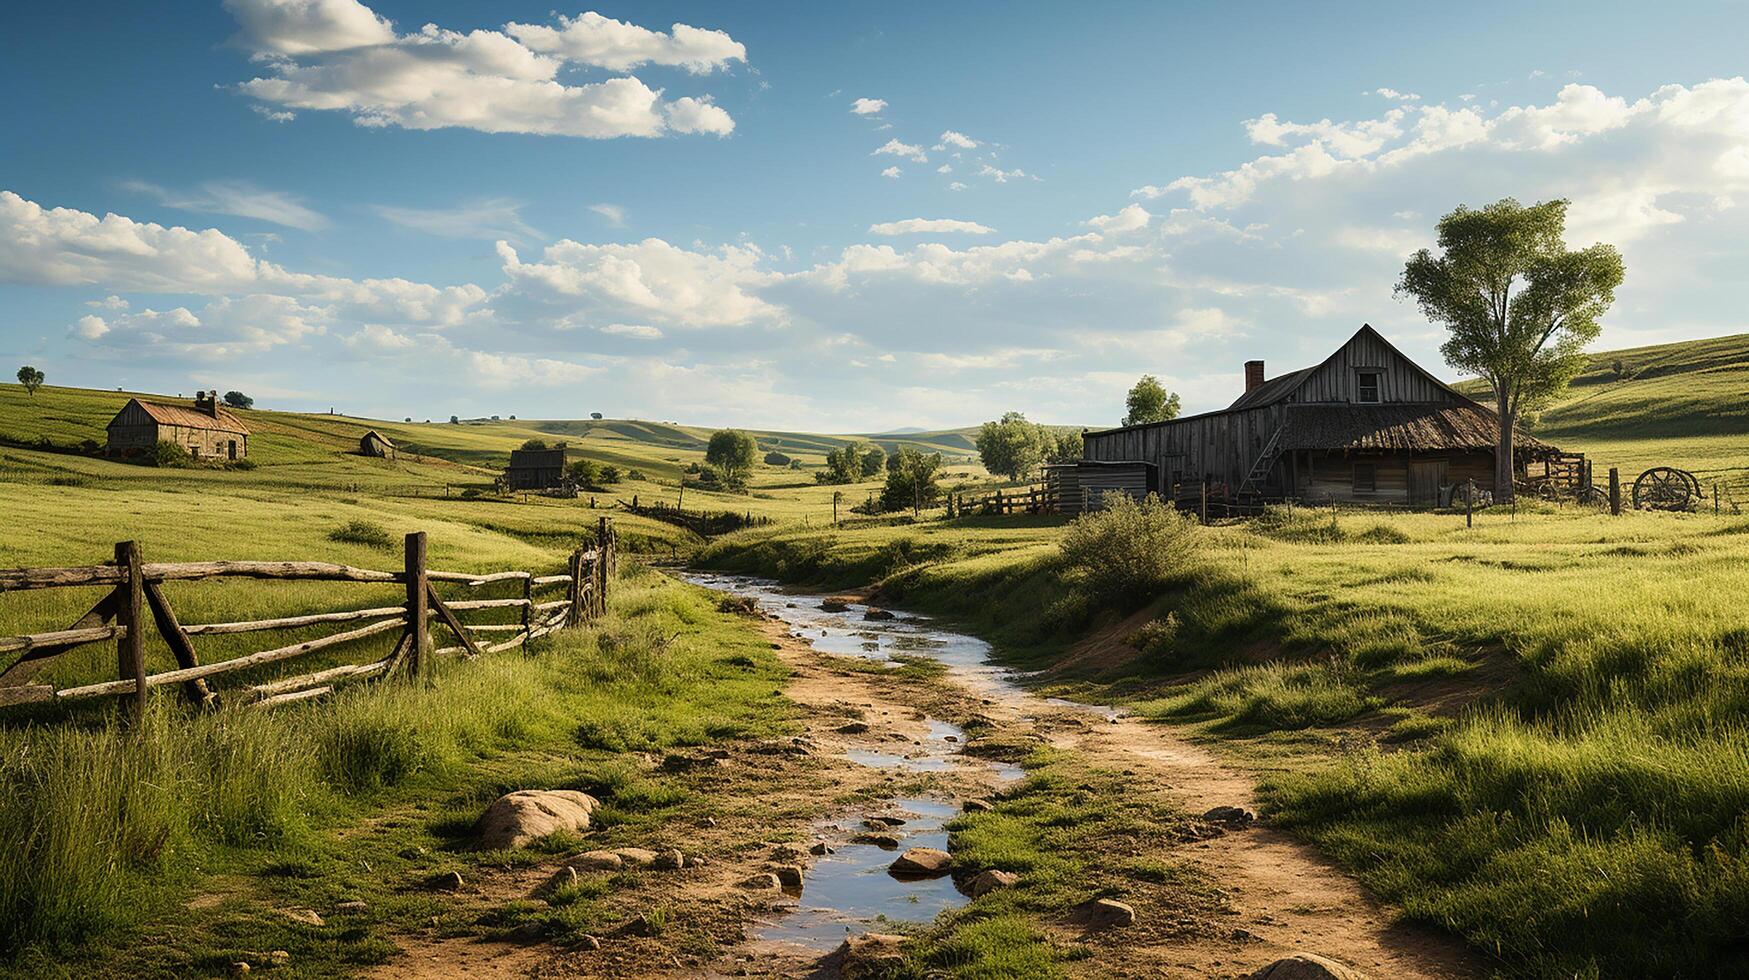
(704, 429), (759, 489)
(1398, 198), (1623, 500)
(882, 446), (943, 514)
(222, 390), (253, 409)
(975, 411), (1050, 480)
(16, 366), (44, 396)
(1123, 375), (1180, 426)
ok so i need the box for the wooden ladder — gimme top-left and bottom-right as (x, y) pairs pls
(1238, 426), (1284, 497)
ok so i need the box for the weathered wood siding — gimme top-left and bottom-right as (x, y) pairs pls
(1295, 330), (1458, 405)
(1083, 403), (1284, 490)
(1047, 463), (1153, 513)
(105, 401), (247, 459)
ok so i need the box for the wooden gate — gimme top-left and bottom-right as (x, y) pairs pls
(1409, 459), (1448, 507)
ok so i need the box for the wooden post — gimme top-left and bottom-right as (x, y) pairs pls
(403, 532), (430, 682)
(597, 517), (612, 617)
(143, 581), (215, 707)
(1609, 467), (1621, 516)
(1200, 481), (1209, 525)
(115, 541), (146, 724)
(1715, 484), (1720, 515)
(567, 547), (585, 627)
(520, 573), (532, 653)
(1464, 479), (1473, 528)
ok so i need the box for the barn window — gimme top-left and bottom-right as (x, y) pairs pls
(1357, 371), (1381, 403)
(1353, 463), (1377, 492)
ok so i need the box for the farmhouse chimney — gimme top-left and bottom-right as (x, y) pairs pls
(1244, 360), (1265, 393)
(195, 389), (219, 417)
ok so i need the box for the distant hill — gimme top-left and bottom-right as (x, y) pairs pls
(1459, 332), (1749, 494)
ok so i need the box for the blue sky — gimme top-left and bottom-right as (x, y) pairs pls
(4, 1), (1748, 430)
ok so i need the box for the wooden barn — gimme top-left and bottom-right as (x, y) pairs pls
(359, 430), (396, 459)
(106, 390), (249, 461)
(505, 446), (569, 490)
(1081, 324), (1562, 507)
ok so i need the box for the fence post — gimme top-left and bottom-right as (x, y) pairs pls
(567, 547), (585, 627)
(115, 540), (146, 725)
(519, 573), (532, 654)
(404, 532), (430, 682)
(596, 517), (612, 617)
(1609, 467), (1621, 516)
(1200, 481), (1209, 525)
(1464, 479), (1473, 528)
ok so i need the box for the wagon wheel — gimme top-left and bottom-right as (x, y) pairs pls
(1632, 467), (1699, 511)
(1574, 485), (1607, 507)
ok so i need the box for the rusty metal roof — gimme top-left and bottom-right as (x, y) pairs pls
(117, 398), (250, 434)
(1277, 403), (1553, 453)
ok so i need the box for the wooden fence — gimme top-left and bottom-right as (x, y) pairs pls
(0, 519), (616, 719)
(954, 485), (1061, 516)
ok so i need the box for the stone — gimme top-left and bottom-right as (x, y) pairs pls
(686, 855), (709, 867)
(571, 850), (624, 871)
(1203, 805), (1255, 826)
(962, 799), (993, 812)
(429, 870), (466, 892)
(334, 900), (368, 913)
(1246, 954), (1366, 980)
(268, 951), (289, 967)
(851, 832), (902, 849)
(475, 789), (598, 850)
(837, 933), (906, 978)
(577, 934), (602, 951)
(281, 908), (323, 926)
(889, 847), (952, 877)
(1074, 898), (1134, 929)
(836, 721), (871, 734)
(739, 872), (782, 889)
(968, 869), (1019, 897)
(865, 815), (906, 827)
(809, 841), (833, 856)
(821, 600), (851, 612)
(613, 847), (658, 868)
(772, 865), (805, 888)
(654, 849), (686, 870)
(863, 609), (896, 621)
(547, 866), (580, 892)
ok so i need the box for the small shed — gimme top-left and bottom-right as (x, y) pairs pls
(506, 447), (569, 490)
(1043, 459), (1158, 514)
(106, 390), (249, 461)
(359, 430), (396, 459)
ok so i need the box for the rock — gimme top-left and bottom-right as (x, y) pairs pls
(863, 609), (896, 621)
(968, 869), (1019, 897)
(281, 908), (323, 926)
(836, 721), (871, 734)
(865, 815), (906, 827)
(821, 600), (851, 612)
(809, 841), (833, 856)
(334, 900), (368, 913)
(1203, 805), (1256, 826)
(1073, 898), (1134, 929)
(547, 866), (580, 892)
(475, 789), (598, 850)
(740, 872), (783, 889)
(268, 951), (290, 967)
(772, 865), (805, 888)
(571, 850), (624, 871)
(851, 832), (902, 849)
(770, 842), (809, 863)
(576, 934), (602, 951)
(837, 933), (906, 978)
(686, 855), (709, 867)
(654, 849), (686, 870)
(962, 799), (993, 812)
(889, 847), (952, 877)
(613, 847), (658, 868)
(1247, 954), (1366, 980)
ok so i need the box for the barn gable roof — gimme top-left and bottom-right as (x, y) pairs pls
(1277, 403), (1552, 453)
(1224, 323), (1475, 411)
(111, 398), (250, 434)
(360, 429), (394, 447)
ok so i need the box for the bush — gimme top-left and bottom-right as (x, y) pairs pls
(597, 465), (621, 485)
(150, 441), (190, 468)
(1059, 493), (1197, 606)
(327, 520), (395, 549)
(229, 458), (257, 471)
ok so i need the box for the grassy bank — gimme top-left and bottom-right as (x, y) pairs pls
(696, 503), (1749, 978)
(0, 565), (794, 973)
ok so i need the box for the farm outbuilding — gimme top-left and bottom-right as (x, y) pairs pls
(1081, 324), (1565, 507)
(359, 430), (396, 459)
(1042, 460), (1157, 514)
(505, 447), (569, 490)
(106, 391), (249, 461)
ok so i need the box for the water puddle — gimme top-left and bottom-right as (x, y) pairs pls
(681, 571), (1047, 950)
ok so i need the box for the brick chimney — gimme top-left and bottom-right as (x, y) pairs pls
(195, 389), (219, 417)
(1244, 360), (1265, 393)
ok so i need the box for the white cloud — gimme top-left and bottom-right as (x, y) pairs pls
(1374, 87), (1421, 102)
(88, 294), (130, 310)
(344, 323), (419, 351)
(467, 350), (601, 388)
(590, 203), (627, 227)
(881, 166), (902, 179)
(934, 130), (979, 150)
(873, 139), (928, 163)
(227, 1), (741, 139)
(598, 322), (662, 339)
(936, 164), (952, 174)
(504, 11), (744, 73)
(495, 236), (781, 328)
(71, 294), (328, 357)
(123, 179), (328, 232)
(373, 198), (541, 242)
(948, 181), (967, 191)
(1086, 203), (1151, 233)
(851, 98), (887, 115)
(867, 218), (996, 236)
(977, 164), (1030, 183)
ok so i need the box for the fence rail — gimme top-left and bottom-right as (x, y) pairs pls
(0, 519), (616, 719)
(954, 485), (1060, 516)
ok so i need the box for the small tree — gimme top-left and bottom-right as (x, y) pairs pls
(449, 416), (460, 425)
(590, 412), (604, 420)
(1047, 429), (1083, 463)
(882, 447), (943, 515)
(764, 450), (792, 467)
(568, 458), (600, 487)
(1397, 198), (1623, 501)
(1123, 375), (1180, 426)
(705, 429), (758, 489)
(519, 438), (549, 451)
(975, 412), (1050, 481)
(860, 446), (887, 477)
(16, 366), (44, 396)
(597, 464), (621, 484)
(222, 391), (253, 409)
(815, 443), (866, 484)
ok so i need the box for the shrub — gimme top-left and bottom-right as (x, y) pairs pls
(150, 441), (191, 468)
(229, 458), (257, 471)
(1059, 493), (1197, 606)
(597, 464), (621, 485)
(327, 520), (395, 549)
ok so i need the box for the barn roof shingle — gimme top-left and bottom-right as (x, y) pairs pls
(117, 399), (250, 434)
(1277, 403), (1552, 453)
